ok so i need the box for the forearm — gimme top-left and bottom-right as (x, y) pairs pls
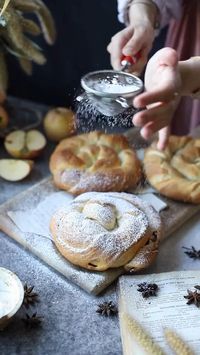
(179, 57), (200, 98)
(117, 0), (182, 30)
(128, 0), (159, 29)
(117, 0), (159, 28)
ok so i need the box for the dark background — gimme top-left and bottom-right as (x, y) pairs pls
(7, 0), (167, 108)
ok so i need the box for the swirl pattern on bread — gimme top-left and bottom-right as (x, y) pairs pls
(50, 192), (162, 272)
(49, 131), (142, 194)
(144, 136), (200, 203)
(144, 136), (200, 204)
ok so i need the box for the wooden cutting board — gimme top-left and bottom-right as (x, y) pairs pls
(0, 176), (199, 295)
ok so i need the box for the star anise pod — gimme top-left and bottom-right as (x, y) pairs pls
(22, 312), (43, 329)
(23, 284), (39, 309)
(182, 246), (200, 259)
(96, 301), (118, 316)
(184, 289), (200, 307)
(137, 282), (159, 298)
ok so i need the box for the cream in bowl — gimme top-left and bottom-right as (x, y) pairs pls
(0, 267), (24, 329)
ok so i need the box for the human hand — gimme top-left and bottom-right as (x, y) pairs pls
(107, 23), (154, 75)
(133, 48), (181, 150)
(107, 1), (158, 73)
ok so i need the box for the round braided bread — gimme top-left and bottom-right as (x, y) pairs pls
(49, 131), (142, 195)
(144, 135), (200, 204)
(50, 192), (162, 272)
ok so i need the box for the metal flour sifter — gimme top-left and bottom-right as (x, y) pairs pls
(76, 55), (143, 116)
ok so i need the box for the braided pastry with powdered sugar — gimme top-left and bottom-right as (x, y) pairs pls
(50, 192), (162, 272)
(49, 131), (142, 195)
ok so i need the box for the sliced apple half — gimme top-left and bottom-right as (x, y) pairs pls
(4, 129), (47, 159)
(0, 159), (34, 181)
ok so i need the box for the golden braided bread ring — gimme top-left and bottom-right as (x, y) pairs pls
(144, 136), (200, 204)
(49, 131), (142, 195)
(50, 192), (162, 272)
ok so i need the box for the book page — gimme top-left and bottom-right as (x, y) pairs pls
(119, 270), (200, 355)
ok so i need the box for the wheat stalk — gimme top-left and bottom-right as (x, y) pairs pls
(18, 57), (32, 75)
(0, 0), (56, 96)
(123, 313), (165, 355)
(0, 0), (11, 16)
(164, 328), (195, 355)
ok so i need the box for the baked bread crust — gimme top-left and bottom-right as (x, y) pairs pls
(144, 135), (200, 204)
(49, 131), (142, 195)
(50, 192), (162, 272)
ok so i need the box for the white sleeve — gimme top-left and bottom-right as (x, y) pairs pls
(117, 0), (183, 28)
(117, 0), (130, 25)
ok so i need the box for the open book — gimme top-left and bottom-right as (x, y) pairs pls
(119, 270), (200, 355)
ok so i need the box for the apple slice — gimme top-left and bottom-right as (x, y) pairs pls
(0, 159), (34, 181)
(4, 129), (47, 159)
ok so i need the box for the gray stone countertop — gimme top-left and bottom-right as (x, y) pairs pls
(0, 98), (200, 355)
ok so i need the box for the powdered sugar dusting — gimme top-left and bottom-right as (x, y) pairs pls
(85, 73), (141, 95)
(83, 201), (116, 230)
(51, 192), (162, 269)
(61, 170), (123, 194)
(75, 96), (135, 131)
(92, 81), (138, 94)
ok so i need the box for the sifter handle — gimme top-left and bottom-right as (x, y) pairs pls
(121, 52), (141, 70)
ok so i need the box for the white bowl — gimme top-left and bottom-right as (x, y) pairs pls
(0, 267), (24, 329)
